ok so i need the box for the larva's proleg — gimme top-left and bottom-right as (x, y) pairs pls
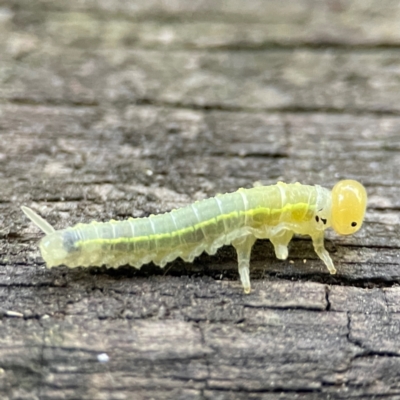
(22, 180), (367, 293)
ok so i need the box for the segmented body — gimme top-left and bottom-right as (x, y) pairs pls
(22, 181), (367, 293)
(51, 183), (326, 268)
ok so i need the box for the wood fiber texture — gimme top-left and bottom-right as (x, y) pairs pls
(0, 1), (400, 399)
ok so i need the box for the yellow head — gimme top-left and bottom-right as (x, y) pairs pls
(331, 180), (367, 235)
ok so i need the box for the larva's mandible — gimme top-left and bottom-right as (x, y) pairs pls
(22, 180), (367, 293)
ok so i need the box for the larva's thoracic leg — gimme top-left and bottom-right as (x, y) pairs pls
(311, 233), (337, 274)
(270, 230), (294, 260)
(232, 235), (256, 294)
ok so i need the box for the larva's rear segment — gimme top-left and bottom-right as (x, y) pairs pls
(21, 207), (78, 268)
(39, 230), (71, 268)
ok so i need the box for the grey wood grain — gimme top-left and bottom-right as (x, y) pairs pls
(1, 1), (399, 399)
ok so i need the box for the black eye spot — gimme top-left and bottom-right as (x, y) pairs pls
(351, 221), (357, 227)
(321, 218), (327, 225)
(315, 216), (319, 222)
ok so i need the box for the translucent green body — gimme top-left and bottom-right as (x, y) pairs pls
(37, 182), (335, 293)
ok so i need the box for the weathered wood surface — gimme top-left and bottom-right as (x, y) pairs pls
(1, 1), (400, 399)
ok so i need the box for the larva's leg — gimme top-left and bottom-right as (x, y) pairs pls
(232, 235), (256, 294)
(311, 233), (336, 274)
(270, 230), (293, 260)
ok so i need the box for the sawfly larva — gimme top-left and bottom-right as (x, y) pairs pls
(22, 180), (367, 293)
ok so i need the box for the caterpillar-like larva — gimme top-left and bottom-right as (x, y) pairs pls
(22, 180), (367, 294)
